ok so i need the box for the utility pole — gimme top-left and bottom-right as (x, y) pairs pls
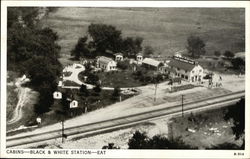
(181, 95), (184, 117)
(61, 119), (64, 143)
(154, 83), (158, 102)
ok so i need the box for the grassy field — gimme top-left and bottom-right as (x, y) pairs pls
(96, 71), (144, 88)
(41, 7), (244, 64)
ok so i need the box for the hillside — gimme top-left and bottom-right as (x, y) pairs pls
(41, 7), (245, 59)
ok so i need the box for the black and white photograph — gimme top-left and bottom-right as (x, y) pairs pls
(1, 1), (249, 158)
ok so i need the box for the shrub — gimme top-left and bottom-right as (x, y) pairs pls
(224, 50), (234, 59)
(214, 51), (221, 57)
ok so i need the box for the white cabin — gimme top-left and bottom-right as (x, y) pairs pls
(70, 100), (78, 108)
(114, 53), (124, 61)
(97, 56), (117, 71)
(53, 91), (62, 99)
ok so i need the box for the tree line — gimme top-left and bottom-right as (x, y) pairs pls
(7, 7), (62, 114)
(71, 23), (144, 60)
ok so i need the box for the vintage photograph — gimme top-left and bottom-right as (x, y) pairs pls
(2, 2), (247, 157)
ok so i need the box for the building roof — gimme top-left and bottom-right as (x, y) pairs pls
(142, 58), (161, 67)
(114, 53), (123, 56)
(168, 56), (198, 71)
(98, 56), (114, 65)
(136, 53), (143, 56)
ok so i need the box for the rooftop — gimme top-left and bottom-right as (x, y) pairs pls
(114, 53), (123, 56)
(142, 58), (161, 67)
(98, 56), (115, 64)
(168, 56), (198, 71)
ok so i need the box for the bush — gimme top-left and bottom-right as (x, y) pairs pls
(86, 73), (99, 85)
(79, 84), (89, 97)
(224, 50), (234, 59)
(128, 131), (194, 149)
(112, 87), (121, 100)
(93, 84), (102, 94)
(214, 51), (221, 57)
(117, 60), (129, 70)
(231, 57), (245, 70)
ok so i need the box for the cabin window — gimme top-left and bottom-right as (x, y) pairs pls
(185, 76), (188, 79)
(199, 69), (202, 72)
(192, 70), (194, 73)
(177, 67), (180, 71)
(185, 70), (188, 73)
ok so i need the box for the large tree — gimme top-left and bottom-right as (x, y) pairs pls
(231, 57), (245, 71)
(88, 23), (123, 53)
(186, 35), (206, 58)
(7, 8), (62, 115)
(144, 45), (154, 57)
(71, 36), (90, 59)
(224, 50), (235, 59)
(122, 36), (143, 57)
(224, 98), (245, 139)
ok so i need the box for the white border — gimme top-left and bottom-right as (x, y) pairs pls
(1, 1), (250, 158)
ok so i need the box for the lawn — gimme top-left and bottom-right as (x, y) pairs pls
(169, 106), (243, 149)
(95, 71), (145, 88)
(41, 7), (244, 61)
(63, 80), (81, 87)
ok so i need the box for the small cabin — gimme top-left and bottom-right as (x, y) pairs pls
(53, 91), (62, 99)
(142, 58), (161, 70)
(58, 81), (63, 87)
(136, 53), (143, 63)
(97, 56), (117, 72)
(70, 100), (78, 108)
(114, 53), (124, 61)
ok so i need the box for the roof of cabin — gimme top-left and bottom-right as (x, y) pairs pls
(114, 53), (123, 56)
(142, 58), (161, 67)
(98, 56), (114, 65)
(168, 56), (198, 71)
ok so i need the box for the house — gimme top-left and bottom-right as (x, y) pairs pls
(168, 55), (204, 82)
(142, 58), (161, 70)
(53, 91), (62, 99)
(114, 53), (124, 61)
(136, 53), (143, 64)
(97, 56), (117, 71)
(70, 100), (78, 108)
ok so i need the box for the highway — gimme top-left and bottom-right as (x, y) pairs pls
(6, 90), (244, 148)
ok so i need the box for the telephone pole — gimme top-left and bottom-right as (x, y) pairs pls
(61, 119), (64, 143)
(154, 83), (158, 102)
(181, 95), (184, 117)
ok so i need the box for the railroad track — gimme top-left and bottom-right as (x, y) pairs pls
(6, 90), (245, 148)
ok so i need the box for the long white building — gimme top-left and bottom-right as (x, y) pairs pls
(168, 55), (204, 82)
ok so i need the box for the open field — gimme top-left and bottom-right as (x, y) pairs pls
(41, 7), (244, 64)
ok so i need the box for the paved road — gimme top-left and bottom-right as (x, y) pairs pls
(6, 91), (244, 148)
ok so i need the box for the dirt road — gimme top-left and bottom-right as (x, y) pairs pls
(7, 77), (31, 125)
